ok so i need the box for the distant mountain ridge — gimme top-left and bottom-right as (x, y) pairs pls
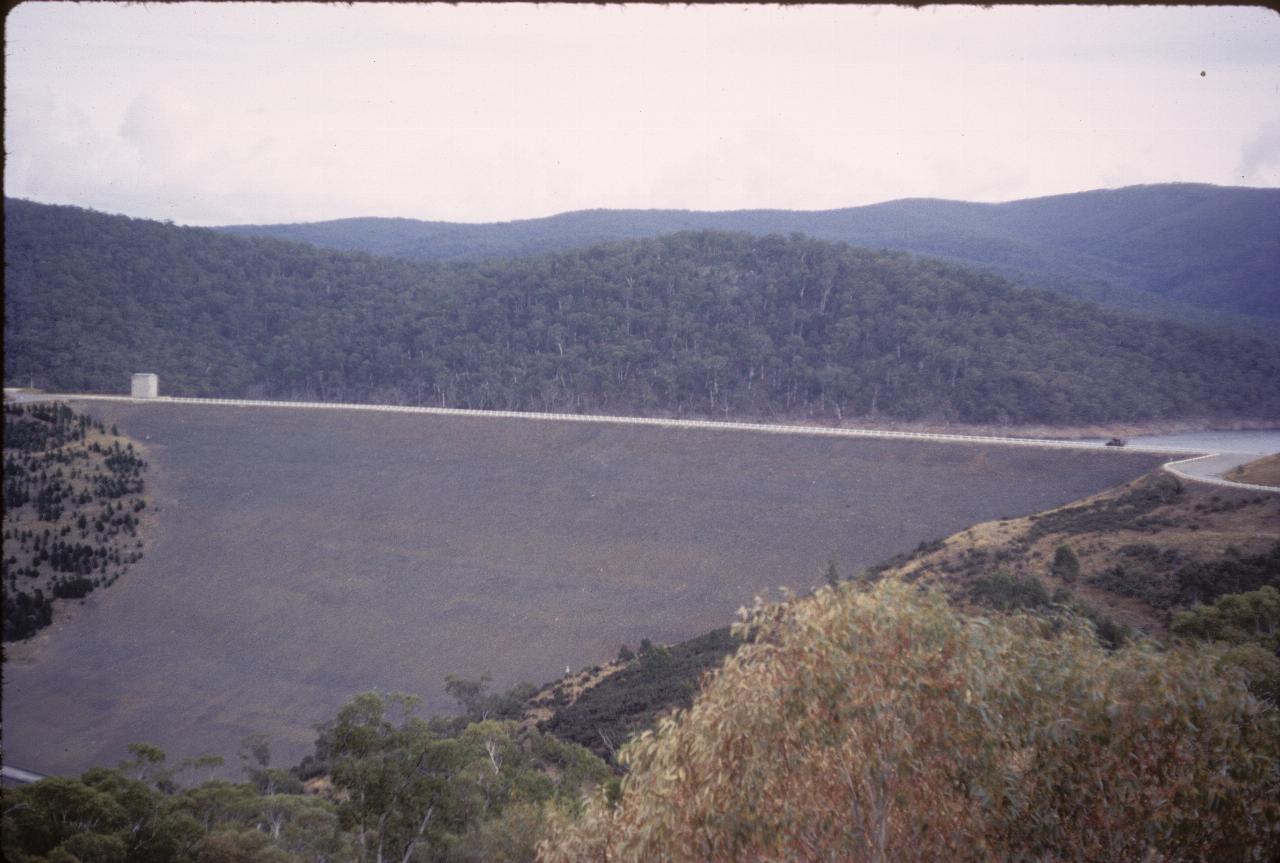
(217, 183), (1280, 332)
(7, 198), (1280, 425)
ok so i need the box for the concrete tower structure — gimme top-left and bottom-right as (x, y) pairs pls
(131, 373), (159, 399)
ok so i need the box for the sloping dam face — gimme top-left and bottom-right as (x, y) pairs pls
(3, 402), (1165, 774)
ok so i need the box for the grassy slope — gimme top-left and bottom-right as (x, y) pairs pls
(871, 472), (1279, 637)
(1228, 454), (1280, 488)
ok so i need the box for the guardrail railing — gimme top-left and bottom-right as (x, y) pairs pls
(15, 391), (1275, 492)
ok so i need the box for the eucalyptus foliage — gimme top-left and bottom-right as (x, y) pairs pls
(2, 696), (609, 863)
(541, 579), (1280, 862)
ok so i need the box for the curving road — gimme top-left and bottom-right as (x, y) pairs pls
(1160, 453), (1276, 492)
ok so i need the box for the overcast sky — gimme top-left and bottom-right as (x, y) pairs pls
(5, 2), (1279, 225)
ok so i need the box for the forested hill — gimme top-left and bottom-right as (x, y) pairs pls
(217, 183), (1280, 330)
(7, 197), (1280, 425)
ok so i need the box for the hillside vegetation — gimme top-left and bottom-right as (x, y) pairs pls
(880, 472), (1280, 638)
(10, 578), (1277, 863)
(1, 693), (613, 863)
(218, 183), (1280, 328)
(529, 629), (742, 763)
(540, 579), (1280, 862)
(8, 199), (1280, 424)
(2, 401), (150, 641)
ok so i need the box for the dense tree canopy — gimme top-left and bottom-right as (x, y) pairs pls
(1, 693), (610, 863)
(218, 183), (1280, 328)
(8, 198), (1280, 424)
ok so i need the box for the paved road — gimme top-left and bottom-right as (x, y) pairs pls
(12, 390), (1278, 492)
(1, 765), (48, 787)
(1, 389), (1203, 449)
(1161, 452), (1276, 492)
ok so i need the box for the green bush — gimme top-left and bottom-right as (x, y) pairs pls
(969, 571), (1052, 611)
(1176, 543), (1280, 605)
(1050, 544), (1079, 582)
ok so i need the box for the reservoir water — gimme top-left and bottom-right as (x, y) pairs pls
(1123, 430), (1280, 455)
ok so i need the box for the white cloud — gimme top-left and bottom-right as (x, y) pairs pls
(1239, 122), (1280, 185)
(5, 3), (1278, 225)
(118, 90), (204, 168)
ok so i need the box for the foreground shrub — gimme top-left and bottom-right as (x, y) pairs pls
(1172, 585), (1280, 703)
(540, 579), (1280, 862)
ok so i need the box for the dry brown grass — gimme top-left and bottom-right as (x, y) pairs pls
(519, 661), (627, 729)
(884, 473), (1280, 636)
(1228, 453), (1280, 488)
